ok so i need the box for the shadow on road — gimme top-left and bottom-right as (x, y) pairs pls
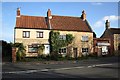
(96, 66), (120, 69)
(2, 56), (120, 80)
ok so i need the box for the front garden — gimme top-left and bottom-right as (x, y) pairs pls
(16, 51), (103, 62)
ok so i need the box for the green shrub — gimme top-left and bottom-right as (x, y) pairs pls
(39, 54), (46, 59)
(65, 55), (74, 60)
(46, 54), (51, 61)
(15, 43), (26, 61)
(50, 52), (59, 61)
(113, 50), (120, 56)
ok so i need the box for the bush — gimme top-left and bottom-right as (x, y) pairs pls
(88, 53), (97, 57)
(65, 55), (74, 60)
(81, 54), (89, 59)
(50, 52), (59, 61)
(20, 57), (43, 62)
(15, 43), (26, 61)
(2, 40), (12, 58)
(113, 50), (120, 56)
(46, 54), (51, 61)
(39, 54), (46, 59)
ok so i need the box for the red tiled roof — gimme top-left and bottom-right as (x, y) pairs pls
(15, 15), (48, 29)
(50, 15), (92, 32)
(15, 15), (93, 32)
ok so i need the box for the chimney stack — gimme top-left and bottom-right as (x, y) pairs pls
(47, 9), (52, 19)
(81, 10), (86, 21)
(17, 8), (20, 17)
(105, 20), (110, 29)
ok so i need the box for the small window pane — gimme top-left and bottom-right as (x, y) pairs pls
(59, 35), (66, 40)
(36, 31), (43, 38)
(81, 36), (88, 41)
(23, 31), (30, 38)
(82, 48), (88, 52)
(59, 49), (61, 53)
(59, 48), (66, 54)
(63, 48), (66, 53)
(28, 45), (38, 53)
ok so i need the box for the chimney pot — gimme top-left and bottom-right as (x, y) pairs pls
(105, 20), (110, 29)
(81, 10), (86, 21)
(17, 8), (20, 17)
(47, 9), (52, 19)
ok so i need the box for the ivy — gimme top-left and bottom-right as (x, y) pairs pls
(49, 31), (60, 53)
(49, 31), (74, 53)
(66, 34), (74, 45)
(38, 44), (45, 56)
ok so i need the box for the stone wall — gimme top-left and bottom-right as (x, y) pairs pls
(15, 28), (93, 57)
(114, 34), (120, 51)
(58, 31), (93, 57)
(12, 47), (17, 63)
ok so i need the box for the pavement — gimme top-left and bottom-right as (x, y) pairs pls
(1, 56), (120, 79)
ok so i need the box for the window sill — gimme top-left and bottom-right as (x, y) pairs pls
(36, 37), (43, 38)
(28, 52), (38, 53)
(81, 41), (88, 42)
(23, 37), (30, 38)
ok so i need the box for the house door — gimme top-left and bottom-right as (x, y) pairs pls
(73, 48), (78, 59)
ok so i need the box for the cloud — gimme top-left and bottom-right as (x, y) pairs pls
(93, 21), (104, 28)
(102, 15), (120, 21)
(91, 2), (102, 5)
(93, 15), (120, 29)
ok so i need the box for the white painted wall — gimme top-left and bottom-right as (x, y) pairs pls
(44, 44), (50, 54)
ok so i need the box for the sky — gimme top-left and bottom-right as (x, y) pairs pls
(1, 2), (120, 42)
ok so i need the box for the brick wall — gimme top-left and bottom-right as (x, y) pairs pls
(12, 47), (16, 63)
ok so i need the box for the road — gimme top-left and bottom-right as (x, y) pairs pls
(1, 56), (120, 80)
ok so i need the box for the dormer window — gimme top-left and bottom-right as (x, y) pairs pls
(81, 36), (88, 42)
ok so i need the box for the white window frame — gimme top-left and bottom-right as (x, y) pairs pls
(28, 45), (38, 53)
(81, 36), (88, 42)
(82, 48), (88, 53)
(59, 48), (66, 54)
(23, 31), (30, 38)
(36, 31), (43, 38)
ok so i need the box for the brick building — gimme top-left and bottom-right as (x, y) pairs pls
(101, 20), (120, 55)
(93, 38), (111, 56)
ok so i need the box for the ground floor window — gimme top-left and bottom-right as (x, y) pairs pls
(59, 48), (66, 54)
(82, 48), (88, 53)
(28, 45), (38, 53)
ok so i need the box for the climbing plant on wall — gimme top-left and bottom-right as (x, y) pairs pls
(49, 31), (74, 54)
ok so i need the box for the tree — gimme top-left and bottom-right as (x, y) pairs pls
(49, 31), (74, 54)
(11, 43), (26, 61)
(66, 34), (74, 45)
(38, 44), (45, 56)
(49, 31), (61, 53)
(2, 40), (12, 62)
